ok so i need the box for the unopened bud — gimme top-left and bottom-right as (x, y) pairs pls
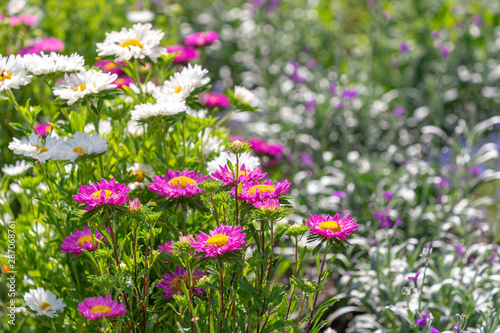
(129, 198), (141, 212)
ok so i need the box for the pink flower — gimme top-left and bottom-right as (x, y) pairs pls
(34, 123), (51, 137)
(9, 16), (22, 26)
(148, 169), (209, 199)
(61, 225), (108, 257)
(157, 266), (206, 300)
(184, 31), (219, 47)
(165, 45), (199, 64)
(200, 92), (230, 108)
(211, 164), (266, 185)
(191, 224), (247, 258)
(306, 213), (358, 241)
(73, 178), (130, 211)
(113, 76), (132, 89)
(408, 273), (420, 281)
(95, 60), (125, 75)
(253, 199), (281, 211)
(35, 37), (64, 53)
(158, 240), (174, 254)
(247, 138), (284, 159)
(77, 295), (127, 320)
(19, 14), (38, 26)
(128, 198), (141, 212)
(233, 179), (291, 204)
(19, 45), (41, 56)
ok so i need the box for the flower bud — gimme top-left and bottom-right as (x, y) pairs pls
(129, 198), (141, 212)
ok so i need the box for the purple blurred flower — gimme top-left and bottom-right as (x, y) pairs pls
(441, 46), (450, 59)
(328, 83), (337, 96)
(306, 99), (315, 113)
(300, 153), (314, 167)
(431, 30), (440, 39)
(435, 178), (450, 187)
(165, 45), (199, 64)
(455, 245), (465, 257)
(408, 273), (420, 281)
(337, 101), (344, 109)
(414, 313), (430, 327)
(184, 31), (219, 47)
(430, 329), (440, 333)
(472, 15), (483, 27)
(200, 92), (230, 108)
(332, 191), (346, 198)
(399, 42), (411, 54)
(342, 89), (357, 100)
(470, 166), (481, 177)
(384, 191), (394, 200)
(394, 106), (406, 116)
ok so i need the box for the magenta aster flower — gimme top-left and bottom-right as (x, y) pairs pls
(200, 92), (230, 108)
(211, 165), (266, 185)
(253, 199), (281, 211)
(158, 240), (174, 254)
(165, 45), (199, 64)
(113, 76), (132, 89)
(77, 295), (127, 320)
(73, 178), (130, 211)
(94, 60), (125, 75)
(233, 179), (291, 204)
(248, 138), (284, 159)
(306, 213), (358, 241)
(191, 224), (247, 258)
(34, 123), (51, 137)
(184, 31), (219, 47)
(148, 169), (209, 199)
(61, 225), (108, 257)
(157, 266), (206, 300)
(35, 37), (65, 53)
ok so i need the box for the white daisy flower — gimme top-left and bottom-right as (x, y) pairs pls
(0, 55), (33, 92)
(153, 64), (209, 101)
(207, 152), (261, 174)
(53, 69), (117, 106)
(83, 119), (112, 136)
(126, 10), (155, 23)
(24, 287), (65, 318)
(129, 81), (158, 95)
(127, 163), (155, 189)
(127, 120), (146, 136)
(234, 85), (257, 106)
(2, 160), (32, 176)
(130, 97), (188, 121)
(59, 132), (107, 162)
(194, 130), (223, 157)
(8, 133), (63, 163)
(96, 23), (166, 63)
(23, 52), (85, 76)
(7, 0), (27, 15)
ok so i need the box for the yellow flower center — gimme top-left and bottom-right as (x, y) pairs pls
(73, 83), (95, 91)
(104, 62), (117, 71)
(32, 144), (48, 153)
(248, 184), (275, 195)
(228, 168), (248, 179)
(120, 39), (143, 48)
(129, 170), (146, 182)
(206, 234), (230, 247)
(168, 176), (197, 188)
(169, 275), (199, 292)
(174, 86), (182, 94)
(73, 147), (83, 155)
(90, 305), (112, 315)
(0, 70), (12, 81)
(40, 302), (51, 311)
(318, 221), (343, 232)
(91, 190), (115, 200)
(77, 235), (94, 247)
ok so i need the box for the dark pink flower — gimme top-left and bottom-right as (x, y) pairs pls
(234, 179), (291, 204)
(95, 60), (125, 75)
(61, 225), (107, 257)
(148, 169), (209, 199)
(73, 178), (130, 211)
(35, 37), (64, 53)
(211, 164), (266, 185)
(34, 123), (51, 137)
(253, 199), (281, 211)
(306, 213), (358, 241)
(394, 106), (406, 116)
(200, 92), (230, 108)
(248, 138), (284, 159)
(408, 273), (420, 281)
(166, 45), (199, 64)
(19, 14), (38, 26)
(113, 76), (132, 89)
(191, 224), (247, 258)
(157, 266), (206, 300)
(77, 295), (127, 320)
(158, 241), (174, 254)
(184, 31), (219, 47)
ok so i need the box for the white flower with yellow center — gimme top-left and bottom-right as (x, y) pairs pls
(60, 132), (108, 162)
(8, 133), (63, 163)
(130, 97), (188, 121)
(207, 152), (260, 174)
(153, 64), (210, 101)
(2, 160), (32, 176)
(24, 287), (66, 318)
(234, 85), (257, 106)
(52, 69), (117, 106)
(127, 162), (155, 189)
(23, 52), (85, 75)
(96, 23), (166, 63)
(0, 54), (32, 92)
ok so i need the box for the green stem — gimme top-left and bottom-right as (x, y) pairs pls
(6, 90), (33, 130)
(305, 243), (330, 333)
